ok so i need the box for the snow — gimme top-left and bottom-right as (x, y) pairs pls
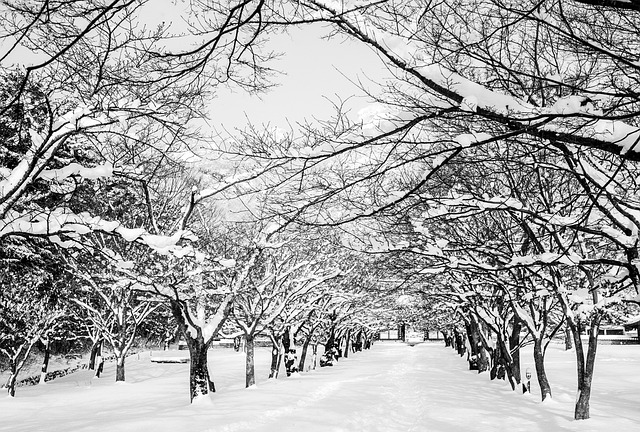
(460, 96), (479, 112)
(312, 5), (640, 156)
(454, 132), (493, 147)
(356, 103), (417, 138)
(38, 162), (114, 182)
(217, 258), (236, 268)
(2, 342), (640, 431)
(1, 208), (198, 257)
(551, 96), (595, 115)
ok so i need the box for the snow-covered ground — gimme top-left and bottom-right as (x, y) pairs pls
(2, 342), (639, 431)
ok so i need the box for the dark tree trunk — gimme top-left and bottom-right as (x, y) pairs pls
(335, 336), (343, 359)
(39, 339), (51, 384)
(343, 329), (351, 359)
(113, 308), (137, 383)
(299, 332), (313, 372)
(96, 358), (104, 378)
(363, 329), (372, 349)
(3, 344), (32, 396)
(454, 329), (466, 356)
(469, 318), (490, 372)
(245, 334), (255, 388)
(268, 334), (281, 379)
(573, 315), (601, 420)
(490, 334), (516, 390)
(275, 348), (283, 378)
(169, 300), (216, 402)
(269, 346), (279, 378)
(95, 340), (104, 378)
(163, 327), (177, 351)
(188, 334), (215, 401)
(269, 332), (282, 378)
(489, 348), (497, 379)
(509, 317), (522, 385)
(282, 328), (298, 376)
(284, 350), (298, 376)
(498, 336), (516, 390)
(533, 338), (552, 401)
(6, 361), (18, 397)
(89, 338), (102, 370)
(564, 324), (573, 351)
(312, 343), (318, 369)
(283, 328), (291, 352)
(478, 343), (490, 372)
(355, 330), (363, 352)
(465, 322), (479, 370)
(325, 325), (336, 351)
(283, 328), (299, 377)
(115, 356), (125, 382)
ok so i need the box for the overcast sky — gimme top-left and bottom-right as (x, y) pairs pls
(208, 23), (392, 132)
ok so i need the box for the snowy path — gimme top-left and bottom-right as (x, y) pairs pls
(2, 342), (640, 431)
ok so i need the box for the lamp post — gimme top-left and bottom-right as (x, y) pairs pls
(525, 368), (532, 393)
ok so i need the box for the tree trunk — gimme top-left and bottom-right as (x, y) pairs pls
(6, 361), (18, 397)
(89, 338), (102, 370)
(454, 329), (466, 357)
(169, 299), (219, 402)
(268, 333), (282, 379)
(326, 325), (336, 351)
(312, 343), (318, 370)
(115, 354), (125, 382)
(343, 329), (351, 359)
(491, 334), (516, 390)
(245, 334), (255, 388)
(478, 343), (490, 373)
(275, 347), (283, 378)
(509, 317), (522, 385)
(283, 327), (291, 352)
(268, 344), (279, 379)
(470, 317), (490, 373)
(6, 344), (36, 396)
(533, 338), (552, 401)
(269, 351), (280, 378)
(564, 324), (573, 351)
(465, 322), (479, 371)
(355, 330), (364, 352)
(39, 338), (51, 385)
(95, 340), (104, 378)
(187, 334), (215, 401)
(499, 337), (516, 390)
(283, 327), (298, 376)
(574, 315), (601, 420)
(299, 333), (312, 372)
(284, 347), (299, 376)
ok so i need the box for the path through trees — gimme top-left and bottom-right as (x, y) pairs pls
(2, 342), (639, 431)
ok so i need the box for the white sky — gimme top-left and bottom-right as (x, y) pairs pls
(208, 24), (392, 132)
(1, 2), (391, 134)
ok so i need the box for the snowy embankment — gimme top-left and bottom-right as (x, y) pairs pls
(1, 342), (639, 431)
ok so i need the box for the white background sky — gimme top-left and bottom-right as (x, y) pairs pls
(207, 23), (392, 132)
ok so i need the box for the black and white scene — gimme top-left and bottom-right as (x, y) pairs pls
(2, 1), (640, 431)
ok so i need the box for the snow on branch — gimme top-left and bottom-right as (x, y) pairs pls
(38, 162), (114, 182)
(306, 1), (640, 160)
(0, 208), (198, 257)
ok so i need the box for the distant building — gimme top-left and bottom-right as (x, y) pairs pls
(623, 315), (640, 340)
(377, 324), (443, 341)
